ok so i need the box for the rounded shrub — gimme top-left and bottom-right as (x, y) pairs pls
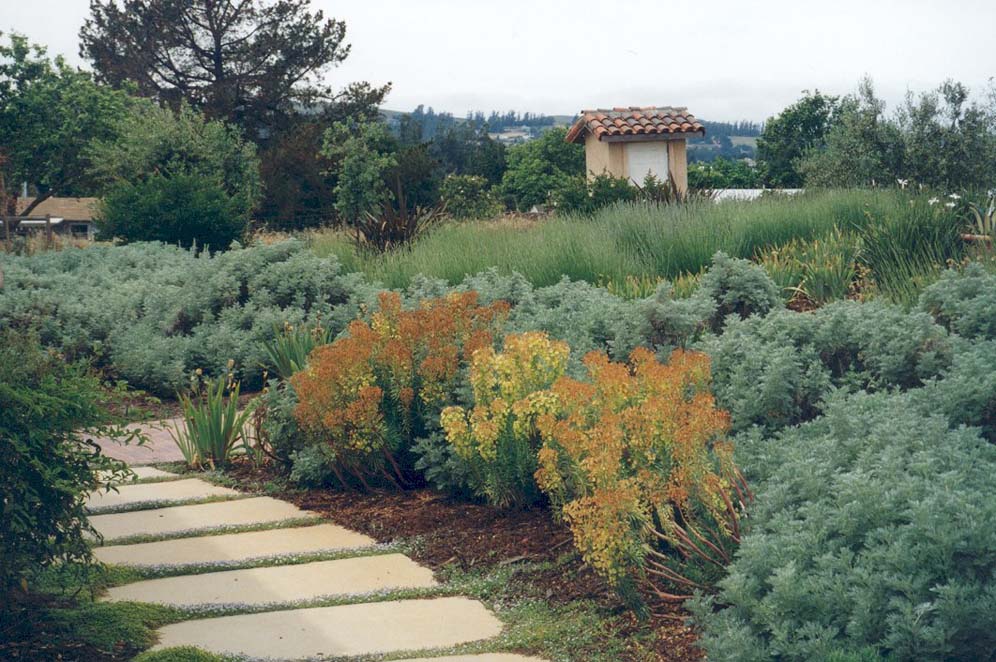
(440, 174), (502, 220)
(919, 262), (996, 340)
(694, 390), (996, 661)
(98, 173), (247, 249)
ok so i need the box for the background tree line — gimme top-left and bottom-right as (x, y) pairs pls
(3, 0), (994, 249)
(758, 78), (996, 189)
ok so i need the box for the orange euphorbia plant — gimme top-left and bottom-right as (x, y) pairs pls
(535, 348), (749, 609)
(291, 290), (508, 488)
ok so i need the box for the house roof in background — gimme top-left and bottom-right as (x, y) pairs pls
(565, 107), (705, 143)
(15, 197), (99, 221)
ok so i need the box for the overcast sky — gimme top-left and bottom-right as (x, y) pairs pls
(5, 0), (995, 122)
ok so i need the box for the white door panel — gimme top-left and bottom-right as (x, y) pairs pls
(626, 142), (668, 184)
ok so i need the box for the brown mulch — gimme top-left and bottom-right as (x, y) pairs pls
(226, 463), (704, 661)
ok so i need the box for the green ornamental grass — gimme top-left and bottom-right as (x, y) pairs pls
(311, 189), (904, 289)
(170, 376), (256, 470)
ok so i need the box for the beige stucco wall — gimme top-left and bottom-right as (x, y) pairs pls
(584, 133), (625, 179)
(667, 140), (689, 193)
(583, 134), (689, 193)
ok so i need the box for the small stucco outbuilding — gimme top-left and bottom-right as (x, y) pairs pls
(565, 106), (705, 192)
(10, 197), (99, 239)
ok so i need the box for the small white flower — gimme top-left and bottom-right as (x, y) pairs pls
(928, 197), (939, 205)
(948, 193), (961, 200)
(945, 202), (956, 208)
(897, 178), (909, 189)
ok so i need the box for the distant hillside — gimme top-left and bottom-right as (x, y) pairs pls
(381, 107), (761, 159)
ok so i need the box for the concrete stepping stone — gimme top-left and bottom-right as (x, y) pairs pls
(399, 656), (548, 662)
(153, 597), (503, 659)
(93, 523), (374, 568)
(86, 478), (239, 512)
(103, 553), (436, 607)
(90, 497), (317, 542)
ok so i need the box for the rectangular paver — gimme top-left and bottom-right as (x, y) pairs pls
(86, 478), (239, 512)
(89, 497), (317, 542)
(153, 597), (503, 658)
(93, 523), (374, 568)
(103, 553), (436, 607)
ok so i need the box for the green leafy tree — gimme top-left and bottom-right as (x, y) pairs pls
(0, 32), (134, 216)
(501, 127), (584, 210)
(552, 173), (636, 215)
(257, 121), (337, 230)
(688, 157), (761, 189)
(79, 0), (387, 136)
(88, 101), (261, 246)
(757, 90), (840, 187)
(797, 79), (904, 188)
(80, 0), (389, 230)
(429, 123), (507, 185)
(322, 120), (398, 226)
(440, 174), (502, 219)
(796, 78), (996, 189)
(258, 91), (384, 230)
(897, 80), (996, 189)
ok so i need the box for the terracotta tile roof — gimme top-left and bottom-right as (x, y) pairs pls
(565, 106), (705, 143)
(15, 197), (99, 220)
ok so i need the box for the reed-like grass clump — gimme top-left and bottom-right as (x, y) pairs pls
(311, 190), (898, 289)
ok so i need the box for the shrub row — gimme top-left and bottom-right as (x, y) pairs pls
(0, 241), (372, 395)
(694, 389), (996, 660)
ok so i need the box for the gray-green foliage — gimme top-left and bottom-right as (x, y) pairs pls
(612, 252), (781, 361)
(610, 280), (716, 360)
(408, 267), (633, 377)
(694, 390), (996, 661)
(697, 251), (782, 328)
(288, 444), (336, 488)
(912, 337), (996, 442)
(919, 262), (996, 340)
(702, 300), (950, 431)
(413, 431), (476, 497)
(256, 378), (322, 471)
(0, 241), (373, 395)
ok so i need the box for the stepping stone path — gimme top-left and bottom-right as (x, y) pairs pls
(94, 523), (374, 568)
(104, 554), (438, 607)
(88, 458), (547, 661)
(86, 477), (240, 512)
(89, 496), (316, 542)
